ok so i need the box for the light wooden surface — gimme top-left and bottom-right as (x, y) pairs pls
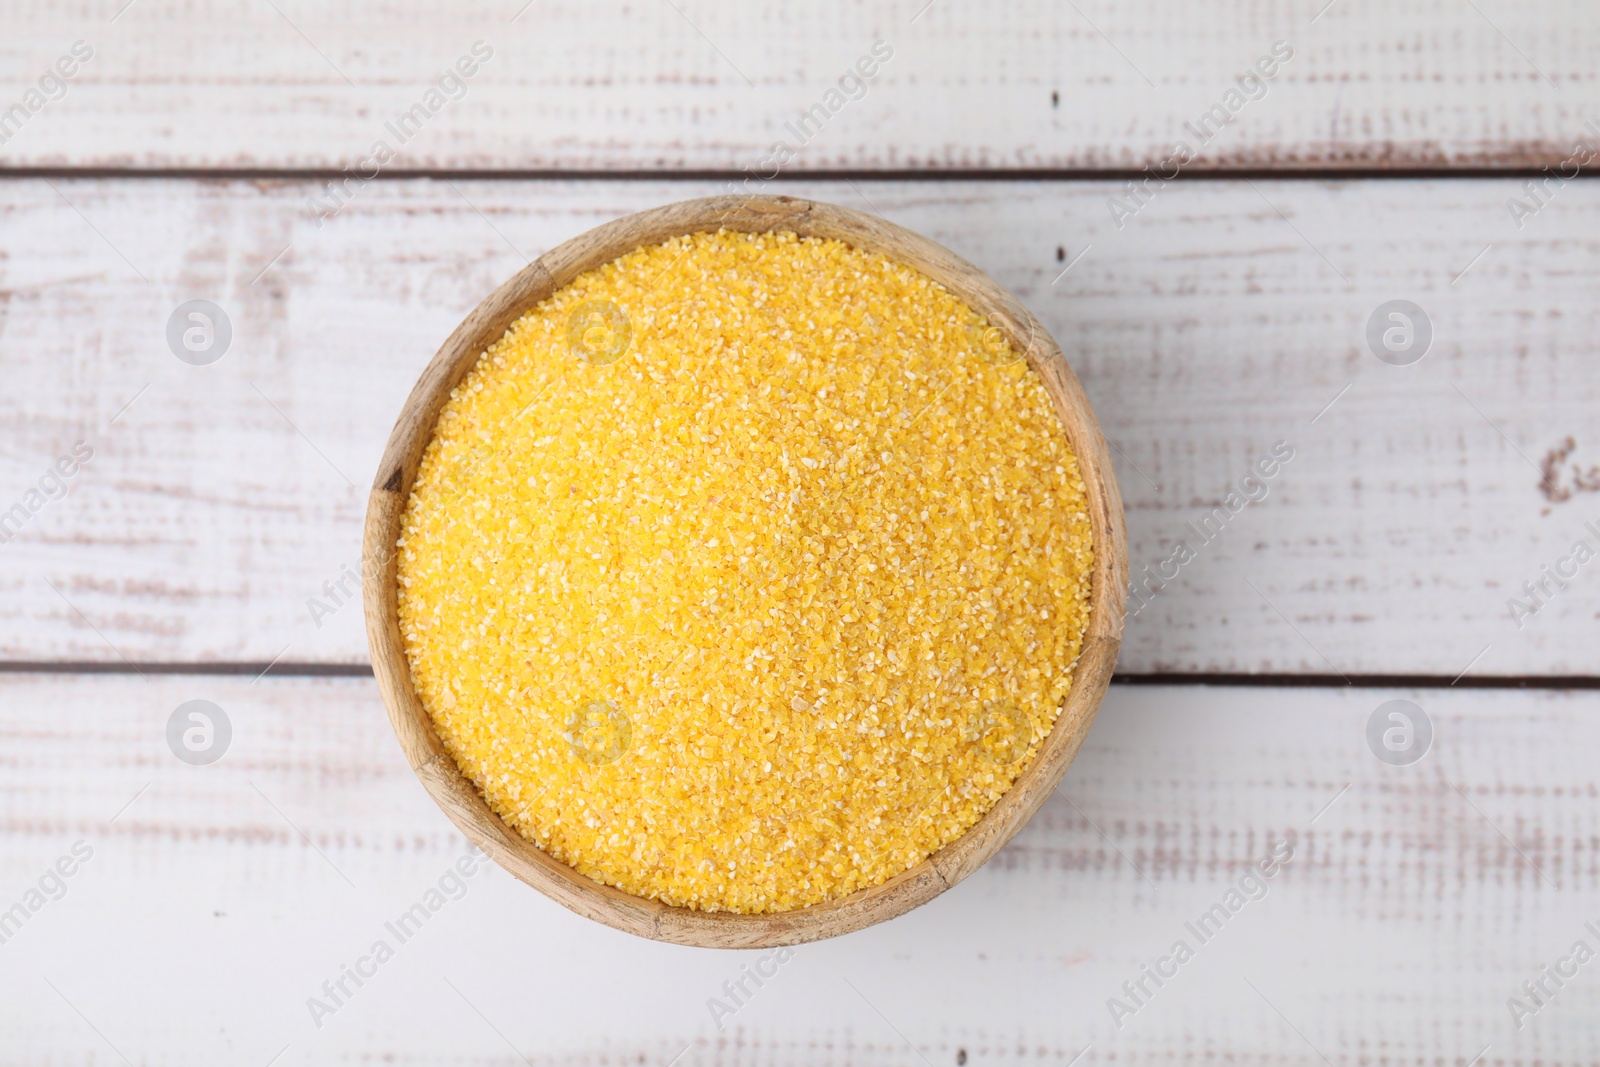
(1, 178), (1595, 675)
(3, 2), (1597, 1062)
(0, 0), (1591, 172)
(2, 675), (1596, 1064)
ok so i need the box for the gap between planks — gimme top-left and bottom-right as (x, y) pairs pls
(0, 167), (1597, 182)
(1, 662), (1597, 690)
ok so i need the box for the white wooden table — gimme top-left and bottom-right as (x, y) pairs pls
(2, 2), (1597, 1063)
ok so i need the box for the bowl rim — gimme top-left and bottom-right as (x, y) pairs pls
(362, 194), (1128, 948)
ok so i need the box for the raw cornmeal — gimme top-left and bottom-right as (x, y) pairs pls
(396, 229), (1094, 914)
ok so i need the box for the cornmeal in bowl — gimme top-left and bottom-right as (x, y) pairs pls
(396, 229), (1093, 913)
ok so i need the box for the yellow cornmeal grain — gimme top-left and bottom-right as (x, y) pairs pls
(396, 229), (1094, 914)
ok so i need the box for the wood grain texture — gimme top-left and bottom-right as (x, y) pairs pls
(2, 674), (1597, 1062)
(1, 177), (1595, 675)
(0, 0), (1593, 172)
(363, 194), (1127, 946)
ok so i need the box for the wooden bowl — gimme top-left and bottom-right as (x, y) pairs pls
(362, 195), (1127, 948)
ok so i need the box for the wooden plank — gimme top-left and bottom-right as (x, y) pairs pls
(1, 674), (1596, 1062)
(0, 0), (1593, 172)
(2, 177), (1596, 674)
